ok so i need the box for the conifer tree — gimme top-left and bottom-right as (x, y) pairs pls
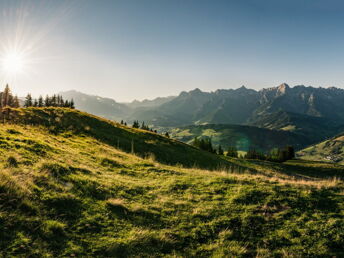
(44, 95), (50, 107)
(24, 94), (33, 107)
(38, 96), (44, 107)
(13, 96), (20, 108)
(218, 145), (224, 155)
(70, 99), (75, 109)
(2, 84), (11, 107)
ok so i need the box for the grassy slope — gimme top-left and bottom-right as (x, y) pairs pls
(4, 108), (233, 170)
(170, 124), (310, 152)
(298, 133), (344, 164)
(0, 109), (343, 257)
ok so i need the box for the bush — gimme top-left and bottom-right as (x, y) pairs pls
(6, 156), (18, 167)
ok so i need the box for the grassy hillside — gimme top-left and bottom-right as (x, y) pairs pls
(0, 108), (343, 257)
(250, 111), (344, 143)
(170, 124), (311, 152)
(298, 133), (344, 164)
(2, 107), (234, 170)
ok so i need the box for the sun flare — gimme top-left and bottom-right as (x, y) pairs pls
(1, 49), (26, 76)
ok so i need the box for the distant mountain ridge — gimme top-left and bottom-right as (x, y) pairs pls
(60, 84), (344, 144)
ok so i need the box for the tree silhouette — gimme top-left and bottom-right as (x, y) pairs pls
(24, 94), (33, 107)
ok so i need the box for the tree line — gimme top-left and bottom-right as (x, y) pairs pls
(0, 85), (20, 108)
(192, 136), (295, 162)
(121, 119), (170, 138)
(24, 94), (74, 108)
(0, 85), (75, 109)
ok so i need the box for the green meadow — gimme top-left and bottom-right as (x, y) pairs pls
(0, 108), (343, 257)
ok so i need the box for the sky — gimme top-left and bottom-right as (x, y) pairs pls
(1, 0), (344, 102)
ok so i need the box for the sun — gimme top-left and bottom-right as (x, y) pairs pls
(1, 50), (25, 76)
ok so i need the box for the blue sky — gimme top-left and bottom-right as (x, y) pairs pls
(1, 0), (344, 101)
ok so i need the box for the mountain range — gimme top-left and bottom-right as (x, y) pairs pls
(60, 84), (344, 147)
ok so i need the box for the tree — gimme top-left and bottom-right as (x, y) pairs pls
(24, 94), (33, 107)
(165, 132), (170, 138)
(285, 146), (295, 160)
(44, 95), (50, 107)
(192, 137), (215, 153)
(13, 96), (20, 108)
(70, 99), (75, 109)
(2, 84), (11, 107)
(245, 148), (265, 160)
(218, 145), (224, 155)
(51, 94), (57, 106)
(132, 120), (140, 128)
(226, 146), (238, 158)
(38, 96), (44, 107)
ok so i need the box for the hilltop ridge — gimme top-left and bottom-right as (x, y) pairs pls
(1, 107), (234, 170)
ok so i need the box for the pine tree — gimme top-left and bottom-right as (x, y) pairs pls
(132, 120), (140, 128)
(13, 96), (20, 108)
(33, 99), (38, 107)
(2, 84), (11, 107)
(218, 145), (224, 155)
(51, 95), (57, 106)
(285, 146), (295, 160)
(38, 96), (44, 107)
(24, 94), (33, 107)
(57, 95), (62, 106)
(226, 146), (238, 157)
(70, 99), (75, 109)
(44, 95), (50, 107)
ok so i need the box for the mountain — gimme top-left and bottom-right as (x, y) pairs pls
(128, 84), (344, 127)
(298, 132), (344, 164)
(250, 111), (344, 143)
(60, 84), (344, 144)
(1, 107), (343, 256)
(124, 96), (176, 109)
(254, 84), (344, 121)
(129, 88), (213, 126)
(171, 124), (312, 152)
(60, 90), (131, 121)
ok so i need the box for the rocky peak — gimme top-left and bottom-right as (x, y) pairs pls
(277, 83), (290, 95)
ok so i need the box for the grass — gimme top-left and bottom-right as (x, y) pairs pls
(0, 108), (343, 257)
(298, 133), (344, 164)
(170, 123), (311, 152)
(3, 107), (234, 170)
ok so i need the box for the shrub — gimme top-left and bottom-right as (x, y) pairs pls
(40, 163), (72, 177)
(6, 156), (18, 167)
